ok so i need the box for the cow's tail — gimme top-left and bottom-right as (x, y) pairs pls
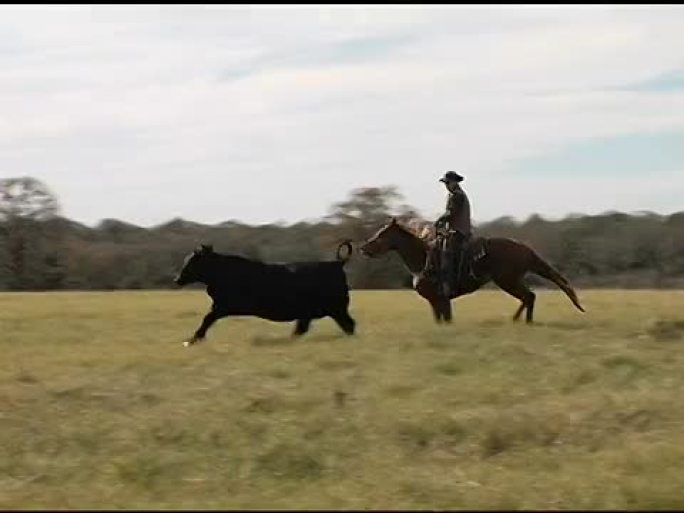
(530, 251), (586, 313)
(336, 240), (353, 265)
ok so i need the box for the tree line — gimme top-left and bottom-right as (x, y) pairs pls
(1, 177), (683, 291)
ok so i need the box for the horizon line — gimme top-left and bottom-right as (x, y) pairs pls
(35, 207), (684, 231)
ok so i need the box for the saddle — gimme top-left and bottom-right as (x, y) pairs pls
(426, 233), (489, 296)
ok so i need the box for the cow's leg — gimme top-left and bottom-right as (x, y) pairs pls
(185, 309), (221, 347)
(292, 318), (311, 337)
(331, 309), (356, 336)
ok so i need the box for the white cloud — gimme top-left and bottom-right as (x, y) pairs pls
(0, 5), (683, 226)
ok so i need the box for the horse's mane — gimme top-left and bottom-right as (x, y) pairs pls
(393, 218), (438, 245)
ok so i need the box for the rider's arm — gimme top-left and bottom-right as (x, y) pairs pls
(434, 213), (449, 228)
(435, 192), (464, 228)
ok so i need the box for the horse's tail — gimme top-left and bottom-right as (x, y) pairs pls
(529, 251), (585, 312)
(336, 240), (353, 265)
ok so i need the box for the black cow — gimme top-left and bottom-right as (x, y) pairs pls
(174, 242), (356, 346)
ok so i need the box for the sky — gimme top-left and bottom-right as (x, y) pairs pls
(1, 4), (683, 227)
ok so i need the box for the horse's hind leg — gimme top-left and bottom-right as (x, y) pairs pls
(525, 288), (536, 323)
(494, 277), (536, 323)
(512, 302), (525, 322)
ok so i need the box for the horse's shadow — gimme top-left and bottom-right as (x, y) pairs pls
(477, 318), (586, 331)
(532, 320), (586, 331)
(478, 318), (507, 328)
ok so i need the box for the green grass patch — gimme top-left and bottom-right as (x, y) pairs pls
(2, 289), (684, 508)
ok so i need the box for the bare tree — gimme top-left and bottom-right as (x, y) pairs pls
(326, 186), (422, 288)
(327, 186), (422, 239)
(0, 177), (61, 290)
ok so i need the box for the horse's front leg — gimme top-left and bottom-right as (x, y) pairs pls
(429, 301), (443, 323)
(416, 275), (449, 324)
(441, 298), (453, 323)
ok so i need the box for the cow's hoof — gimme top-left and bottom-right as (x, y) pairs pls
(183, 340), (194, 347)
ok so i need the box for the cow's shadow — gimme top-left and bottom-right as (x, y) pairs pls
(250, 333), (347, 347)
(250, 335), (295, 347)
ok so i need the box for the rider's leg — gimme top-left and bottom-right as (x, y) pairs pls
(442, 235), (456, 297)
(448, 232), (467, 297)
(454, 244), (465, 293)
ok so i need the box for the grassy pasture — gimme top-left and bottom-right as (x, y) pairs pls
(2, 289), (684, 509)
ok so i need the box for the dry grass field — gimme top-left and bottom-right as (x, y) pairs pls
(2, 289), (684, 509)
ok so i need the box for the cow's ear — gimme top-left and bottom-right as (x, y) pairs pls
(201, 244), (214, 254)
(389, 216), (397, 225)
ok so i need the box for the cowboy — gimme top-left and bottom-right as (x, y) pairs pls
(433, 171), (472, 297)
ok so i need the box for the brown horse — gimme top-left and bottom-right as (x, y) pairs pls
(359, 217), (585, 323)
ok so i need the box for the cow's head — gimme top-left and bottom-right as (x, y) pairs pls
(174, 244), (214, 286)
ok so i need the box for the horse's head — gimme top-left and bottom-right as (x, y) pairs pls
(360, 217), (404, 258)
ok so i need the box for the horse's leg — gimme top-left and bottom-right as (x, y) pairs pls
(512, 302), (525, 322)
(494, 276), (536, 324)
(430, 300), (443, 323)
(416, 275), (446, 324)
(526, 288), (536, 323)
(441, 298), (453, 323)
